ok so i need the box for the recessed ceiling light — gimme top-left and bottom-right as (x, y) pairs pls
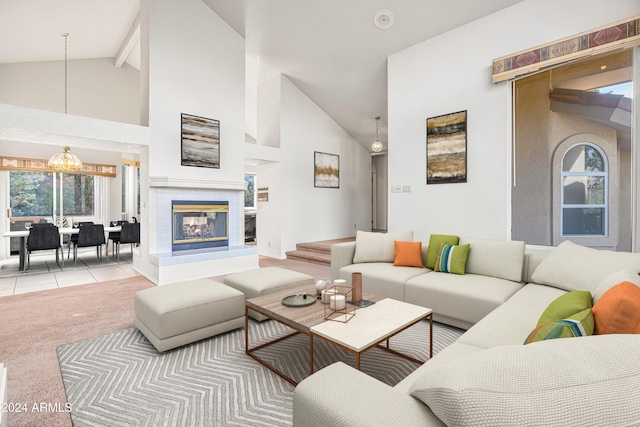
(374, 10), (394, 30)
(600, 65), (607, 71)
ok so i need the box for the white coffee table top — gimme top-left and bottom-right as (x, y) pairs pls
(310, 298), (432, 352)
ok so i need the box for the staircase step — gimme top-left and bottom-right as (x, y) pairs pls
(295, 242), (331, 255)
(285, 249), (331, 266)
(286, 237), (355, 266)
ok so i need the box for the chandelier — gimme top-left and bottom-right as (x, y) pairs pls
(48, 33), (83, 171)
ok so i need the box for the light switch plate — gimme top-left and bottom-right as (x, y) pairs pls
(391, 185), (401, 193)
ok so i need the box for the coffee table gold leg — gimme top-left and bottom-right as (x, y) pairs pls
(309, 335), (314, 375)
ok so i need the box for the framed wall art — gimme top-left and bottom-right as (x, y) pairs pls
(426, 110), (467, 184)
(314, 151), (339, 188)
(181, 113), (220, 169)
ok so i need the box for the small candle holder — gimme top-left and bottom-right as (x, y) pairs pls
(324, 285), (355, 323)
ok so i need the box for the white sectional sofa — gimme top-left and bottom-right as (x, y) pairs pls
(293, 233), (640, 426)
(330, 232), (528, 329)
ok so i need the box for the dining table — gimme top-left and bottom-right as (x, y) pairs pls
(3, 225), (121, 271)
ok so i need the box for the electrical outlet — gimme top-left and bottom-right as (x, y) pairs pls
(402, 185), (411, 193)
(391, 185), (401, 193)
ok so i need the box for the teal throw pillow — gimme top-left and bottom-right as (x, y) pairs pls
(434, 243), (470, 275)
(426, 234), (459, 269)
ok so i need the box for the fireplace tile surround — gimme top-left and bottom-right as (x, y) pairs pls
(148, 186), (258, 277)
(156, 187), (241, 252)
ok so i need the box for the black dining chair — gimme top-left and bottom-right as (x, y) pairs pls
(74, 224), (106, 266)
(107, 220), (128, 257)
(115, 222), (140, 261)
(68, 221), (94, 259)
(26, 223), (63, 270)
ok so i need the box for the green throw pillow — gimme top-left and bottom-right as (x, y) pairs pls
(537, 290), (593, 326)
(434, 243), (470, 275)
(426, 234), (459, 269)
(524, 308), (594, 344)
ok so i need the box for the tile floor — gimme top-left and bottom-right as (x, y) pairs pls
(0, 245), (141, 297)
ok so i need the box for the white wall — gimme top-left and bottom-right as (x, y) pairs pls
(257, 74), (371, 258)
(387, 0), (640, 243)
(136, 0), (247, 280)
(144, 0), (244, 184)
(0, 58), (140, 125)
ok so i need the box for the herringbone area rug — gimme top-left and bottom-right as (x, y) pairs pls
(57, 319), (463, 426)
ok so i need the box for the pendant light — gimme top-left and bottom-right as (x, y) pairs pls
(48, 33), (83, 171)
(371, 116), (383, 153)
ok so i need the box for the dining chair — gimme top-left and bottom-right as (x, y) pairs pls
(74, 224), (106, 267)
(26, 223), (63, 270)
(68, 221), (94, 259)
(107, 220), (128, 257)
(115, 222), (140, 261)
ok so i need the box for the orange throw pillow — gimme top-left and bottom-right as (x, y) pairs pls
(393, 241), (424, 268)
(592, 281), (640, 335)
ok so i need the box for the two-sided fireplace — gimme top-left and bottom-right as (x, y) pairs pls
(172, 200), (229, 251)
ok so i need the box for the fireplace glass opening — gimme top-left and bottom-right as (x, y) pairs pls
(172, 201), (228, 251)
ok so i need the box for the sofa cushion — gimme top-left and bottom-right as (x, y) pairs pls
(524, 309), (593, 344)
(459, 237), (525, 282)
(592, 281), (640, 334)
(352, 230), (413, 264)
(425, 234), (459, 269)
(537, 290), (592, 325)
(404, 273), (523, 326)
(409, 334), (640, 427)
(531, 240), (640, 293)
(457, 284), (565, 349)
(592, 269), (640, 303)
(393, 241), (424, 268)
(340, 263), (427, 302)
(434, 243), (469, 275)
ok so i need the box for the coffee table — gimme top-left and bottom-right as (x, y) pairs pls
(245, 284), (433, 386)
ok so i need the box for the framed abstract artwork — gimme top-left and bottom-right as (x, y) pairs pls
(426, 110), (467, 184)
(314, 151), (339, 188)
(181, 113), (220, 169)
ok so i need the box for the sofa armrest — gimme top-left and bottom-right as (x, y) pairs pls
(293, 362), (443, 427)
(331, 241), (356, 281)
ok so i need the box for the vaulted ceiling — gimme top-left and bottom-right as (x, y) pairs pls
(0, 0), (528, 151)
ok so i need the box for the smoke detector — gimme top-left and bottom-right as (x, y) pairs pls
(374, 10), (394, 30)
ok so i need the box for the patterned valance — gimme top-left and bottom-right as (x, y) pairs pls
(0, 156), (117, 177)
(122, 158), (140, 167)
(492, 15), (640, 83)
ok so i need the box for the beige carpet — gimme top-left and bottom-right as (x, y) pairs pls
(0, 258), (330, 427)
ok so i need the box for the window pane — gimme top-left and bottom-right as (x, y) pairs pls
(563, 208), (604, 235)
(562, 145), (605, 172)
(121, 165), (127, 212)
(563, 176), (605, 204)
(244, 174), (255, 208)
(9, 171), (53, 216)
(62, 174), (94, 216)
(137, 167), (140, 215)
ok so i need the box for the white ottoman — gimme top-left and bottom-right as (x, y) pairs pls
(224, 267), (315, 321)
(134, 279), (245, 352)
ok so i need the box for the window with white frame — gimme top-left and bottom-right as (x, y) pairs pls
(561, 143), (607, 237)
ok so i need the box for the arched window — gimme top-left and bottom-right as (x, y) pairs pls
(561, 143), (608, 237)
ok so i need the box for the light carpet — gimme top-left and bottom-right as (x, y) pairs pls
(58, 319), (463, 426)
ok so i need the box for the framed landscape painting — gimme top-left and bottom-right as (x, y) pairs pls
(314, 151), (339, 188)
(181, 113), (220, 169)
(426, 110), (467, 184)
